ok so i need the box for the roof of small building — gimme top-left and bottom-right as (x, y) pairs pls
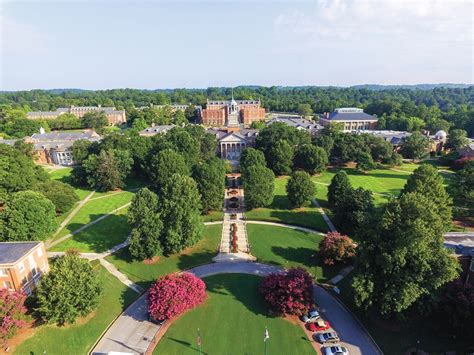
(0, 138), (19, 146)
(267, 117), (323, 131)
(0, 242), (41, 264)
(31, 131), (100, 142)
(139, 125), (176, 135)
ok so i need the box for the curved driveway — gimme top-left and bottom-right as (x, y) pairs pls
(91, 261), (381, 355)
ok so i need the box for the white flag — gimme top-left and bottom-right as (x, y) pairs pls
(264, 327), (269, 342)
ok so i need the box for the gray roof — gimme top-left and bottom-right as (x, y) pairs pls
(207, 99), (260, 105)
(139, 125), (176, 135)
(0, 138), (18, 146)
(27, 106), (124, 118)
(354, 130), (411, 145)
(206, 128), (258, 141)
(266, 117), (323, 131)
(31, 131), (100, 142)
(327, 108), (377, 122)
(0, 242), (41, 264)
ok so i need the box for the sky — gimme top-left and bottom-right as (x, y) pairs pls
(1, 0), (473, 90)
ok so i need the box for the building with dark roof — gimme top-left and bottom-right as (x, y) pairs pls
(266, 117), (323, 135)
(0, 242), (49, 295)
(320, 108), (378, 131)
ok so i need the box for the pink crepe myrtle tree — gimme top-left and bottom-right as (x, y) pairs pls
(148, 273), (206, 321)
(319, 232), (356, 266)
(0, 288), (27, 346)
(259, 267), (314, 316)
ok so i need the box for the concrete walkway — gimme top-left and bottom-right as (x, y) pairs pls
(312, 198), (337, 232)
(47, 202), (131, 249)
(92, 261), (381, 355)
(51, 191), (95, 239)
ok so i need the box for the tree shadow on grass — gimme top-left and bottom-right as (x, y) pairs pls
(59, 214), (131, 253)
(268, 210), (327, 231)
(177, 251), (217, 272)
(204, 274), (273, 318)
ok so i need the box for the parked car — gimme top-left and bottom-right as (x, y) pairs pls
(301, 309), (320, 323)
(316, 331), (340, 344)
(307, 319), (331, 332)
(324, 345), (349, 355)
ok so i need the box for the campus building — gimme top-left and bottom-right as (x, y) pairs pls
(320, 108), (378, 131)
(27, 105), (127, 125)
(0, 242), (49, 296)
(266, 116), (323, 135)
(201, 97), (265, 127)
(139, 124), (176, 137)
(207, 128), (259, 160)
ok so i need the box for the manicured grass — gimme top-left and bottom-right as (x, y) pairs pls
(106, 224), (222, 289)
(245, 177), (329, 231)
(55, 191), (135, 239)
(154, 274), (314, 355)
(50, 208), (131, 253)
(312, 167), (411, 206)
(201, 210), (224, 222)
(247, 224), (340, 283)
(336, 271), (470, 355)
(48, 167), (91, 200)
(13, 263), (138, 355)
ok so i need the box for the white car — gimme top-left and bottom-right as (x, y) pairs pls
(317, 331), (340, 344)
(324, 345), (349, 355)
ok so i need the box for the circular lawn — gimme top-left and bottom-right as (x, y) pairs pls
(154, 274), (314, 354)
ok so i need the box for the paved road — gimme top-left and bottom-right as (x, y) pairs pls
(92, 293), (159, 355)
(92, 262), (381, 355)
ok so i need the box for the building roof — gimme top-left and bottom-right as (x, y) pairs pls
(206, 99), (260, 105)
(0, 138), (19, 146)
(139, 125), (175, 135)
(0, 242), (41, 264)
(326, 108), (378, 122)
(266, 117), (323, 131)
(206, 128), (258, 141)
(31, 131), (100, 142)
(27, 106), (124, 118)
(354, 130), (411, 145)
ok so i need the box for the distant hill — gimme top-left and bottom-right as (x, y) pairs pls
(351, 84), (472, 90)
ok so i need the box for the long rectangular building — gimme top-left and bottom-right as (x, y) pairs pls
(27, 105), (127, 125)
(201, 98), (265, 127)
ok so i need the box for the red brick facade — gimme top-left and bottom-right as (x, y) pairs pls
(201, 100), (265, 127)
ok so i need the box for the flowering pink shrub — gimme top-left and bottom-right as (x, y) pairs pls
(259, 268), (314, 316)
(0, 288), (27, 345)
(319, 232), (356, 266)
(148, 273), (206, 321)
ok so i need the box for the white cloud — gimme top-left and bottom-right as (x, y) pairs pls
(274, 0), (473, 45)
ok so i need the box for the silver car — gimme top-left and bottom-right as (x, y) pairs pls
(324, 345), (349, 355)
(317, 331), (340, 344)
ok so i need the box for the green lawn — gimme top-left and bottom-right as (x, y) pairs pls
(312, 167), (411, 206)
(50, 208), (131, 253)
(201, 210), (224, 223)
(13, 263), (138, 355)
(336, 271), (470, 355)
(48, 167), (91, 200)
(154, 274), (314, 355)
(247, 224), (340, 283)
(54, 191), (135, 239)
(245, 177), (329, 231)
(106, 224), (222, 289)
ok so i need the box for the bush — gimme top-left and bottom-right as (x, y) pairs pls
(148, 273), (206, 321)
(319, 232), (356, 266)
(35, 180), (79, 214)
(35, 252), (102, 325)
(0, 289), (27, 346)
(259, 268), (314, 316)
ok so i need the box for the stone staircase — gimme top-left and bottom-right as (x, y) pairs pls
(213, 179), (256, 263)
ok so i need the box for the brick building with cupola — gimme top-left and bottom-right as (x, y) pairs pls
(201, 95), (265, 127)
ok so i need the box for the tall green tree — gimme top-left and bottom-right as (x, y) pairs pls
(401, 164), (452, 229)
(240, 148), (266, 174)
(36, 252), (102, 325)
(148, 149), (189, 189)
(128, 188), (163, 260)
(333, 187), (374, 235)
(401, 132), (429, 160)
(35, 180), (79, 214)
(286, 171), (316, 208)
(266, 140), (294, 176)
(352, 192), (460, 316)
(327, 170), (351, 208)
(1, 190), (58, 241)
(71, 139), (92, 164)
(192, 158), (226, 213)
(297, 104), (313, 117)
(356, 151), (376, 171)
(293, 144), (328, 175)
(81, 111), (108, 129)
(446, 129), (468, 150)
(242, 165), (275, 209)
(159, 174), (203, 255)
(83, 149), (133, 191)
